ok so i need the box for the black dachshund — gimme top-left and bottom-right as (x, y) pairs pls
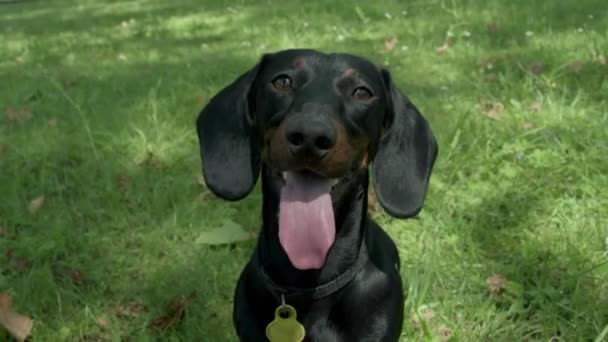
(197, 49), (437, 341)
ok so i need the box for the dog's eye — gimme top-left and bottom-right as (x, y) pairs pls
(272, 75), (292, 91)
(352, 87), (373, 101)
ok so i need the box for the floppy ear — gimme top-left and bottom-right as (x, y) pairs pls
(196, 63), (262, 201)
(372, 70), (438, 218)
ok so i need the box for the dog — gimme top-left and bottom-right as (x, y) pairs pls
(197, 49), (437, 341)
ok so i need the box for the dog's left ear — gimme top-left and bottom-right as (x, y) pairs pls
(372, 69), (438, 218)
(196, 63), (262, 201)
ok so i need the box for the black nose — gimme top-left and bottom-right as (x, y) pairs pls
(285, 115), (337, 159)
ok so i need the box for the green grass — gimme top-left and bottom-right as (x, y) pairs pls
(1, 0), (607, 340)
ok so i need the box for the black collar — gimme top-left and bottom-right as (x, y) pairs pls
(256, 242), (369, 303)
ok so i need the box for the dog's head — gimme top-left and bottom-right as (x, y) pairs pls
(197, 49), (437, 269)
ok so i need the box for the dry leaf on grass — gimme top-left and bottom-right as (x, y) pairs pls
(64, 269), (88, 286)
(486, 273), (507, 296)
(435, 43), (450, 54)
(96, 317), (110, 330)
(567, 61), (584, 74)
(384, 37), (398, 52)
(480, 101), (504, 121)
(412, 305), (435, 326)
(6, 249), (32, 273)
(139, 151), (163, 169)
(0, 292), (34, 342)
(521, 122), (534, 130)
(530, 62), (545, 75)
(47, 118), (57, 127)
(528, 102), (542, 113)
(5, 107), (32, 123)
(436, 325), (453, 341)
(196, 95), (207, 105)
(28, 195), (45, 214)
(116, 303), (146, 319)
(116, 175), (131, 189)
(149, 291), (197, 332)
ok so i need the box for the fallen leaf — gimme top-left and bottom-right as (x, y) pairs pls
(435, 43), (450, 54)
(28, 195), (45, 214)
(436, 325), (453, 341)
(487, 273), (507, 296)
(0, 292), (34, 342)
(421, 307), (435, 321)
(5, 248), (16, 259)
(483, 74), (497, 83)
(48, 118), (57, 127)
(96, 317), (110, 330)
(116, 175), (131, 189)
(139, 151), (163, 169)
(5, 107), (32, 123)
(64, 269), (88, 286)
(116, 303), (146, 319)
(149, 291), (196, 332)
(384, 37), (398, 52)
(0, 293), (11, 308)
(80, 333), (107, 341)
(196, 95), (207, 105)
(6, 248), (31, 273)
(521, 122), (534, 130)
(480, 102), (504, 121)
(567, 61), (584, 74)
(120, 196), (137, 209)
(195, 219), (252, 245)
(412, 305), (435, 326)
(530, 62), (545, 75)
(5, 107), (18, 122)
(528, 102), (542, 112)
(60, 77), (77, 88)
(10, 255), (32, 273)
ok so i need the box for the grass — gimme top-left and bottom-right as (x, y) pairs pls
(0, 0), (607, 340)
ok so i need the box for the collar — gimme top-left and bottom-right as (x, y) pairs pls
(256, 242), (369, 303)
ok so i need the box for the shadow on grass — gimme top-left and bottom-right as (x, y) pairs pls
(461, 132), (607, 337)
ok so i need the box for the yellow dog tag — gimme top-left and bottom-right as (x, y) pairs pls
(265, 304), (305, 342)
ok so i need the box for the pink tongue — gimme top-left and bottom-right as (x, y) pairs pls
(279, 172), (335, 270)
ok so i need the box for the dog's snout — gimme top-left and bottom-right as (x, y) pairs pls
(285, 116), (337, 159)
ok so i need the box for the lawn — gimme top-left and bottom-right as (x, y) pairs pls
(0, 0), (607, 340)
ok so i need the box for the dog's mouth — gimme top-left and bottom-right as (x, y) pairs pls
(270, 164), (358, 271)
(270, 164), (357, 195)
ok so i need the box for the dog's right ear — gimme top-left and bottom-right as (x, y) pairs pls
(196, 63), (262, 201)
